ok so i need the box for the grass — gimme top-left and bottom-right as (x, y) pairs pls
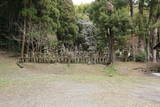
(0, 63), (9, 70)
(0, 55), (152, 90)
(0, 59), (19, 71)
(104, 64), (120, 76)
(0, 80), (10, 87)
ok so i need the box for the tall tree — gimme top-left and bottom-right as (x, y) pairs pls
(57, 0), (79, 45)
(149, 0), (160, 62)
(89, 0), (131, 63)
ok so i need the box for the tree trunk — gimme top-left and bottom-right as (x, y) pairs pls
(147, 40), (150, 61)
(129, 0), (134, 17)
(21, 20), (26, 58)
(21, 0), (26, 58)
(108, 28), (114, 64)
(129, 0), (135, 61)
(153, 28), (158, 63)
(146, 32), (151, 62)
(139, 0), (144, 15)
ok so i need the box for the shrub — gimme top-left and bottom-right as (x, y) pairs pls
(135, 53), (145, 62)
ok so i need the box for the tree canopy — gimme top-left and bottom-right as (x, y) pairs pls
(0, 0), (159, 63)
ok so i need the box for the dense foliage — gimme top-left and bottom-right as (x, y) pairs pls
(88, 0), (131, 63)
(57, 0), (79, 45)
(0, 0), (77, 45)
(0, 0), (79, 56)
(0, 0), (159, 63)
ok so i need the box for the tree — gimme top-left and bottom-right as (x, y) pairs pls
(75, 4), (90, 20)
(57, 0), (79, 46)
(149, 0), (160, 62)
(89, 0), (131, 63)
(133, 0), (160, 62)
(20, 0), (60, 57)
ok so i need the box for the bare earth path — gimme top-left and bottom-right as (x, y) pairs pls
(0, 53), (160, 107)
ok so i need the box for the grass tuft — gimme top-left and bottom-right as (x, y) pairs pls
(104, 64), (120, 76)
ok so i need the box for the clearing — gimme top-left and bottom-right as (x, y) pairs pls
(0, 52), (160, 107)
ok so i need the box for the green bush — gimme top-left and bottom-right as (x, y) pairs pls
(135, 53), (145, 62)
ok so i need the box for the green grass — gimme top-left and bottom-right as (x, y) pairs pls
(104, 64), (120, 76)
(102, 64), (149, 83)
(0, 80), (10, 87)
(0, 79), (16, 88)
(0, 63), (8, 70)
(0, 61), (19, 71)
(0, 60), (151, 90)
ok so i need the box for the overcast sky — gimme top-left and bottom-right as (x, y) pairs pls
(73, 0), (95, 5)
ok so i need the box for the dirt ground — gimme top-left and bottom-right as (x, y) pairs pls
(0, 52), (160, 107)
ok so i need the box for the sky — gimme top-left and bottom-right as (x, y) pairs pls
(73, 0), (95, 5)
